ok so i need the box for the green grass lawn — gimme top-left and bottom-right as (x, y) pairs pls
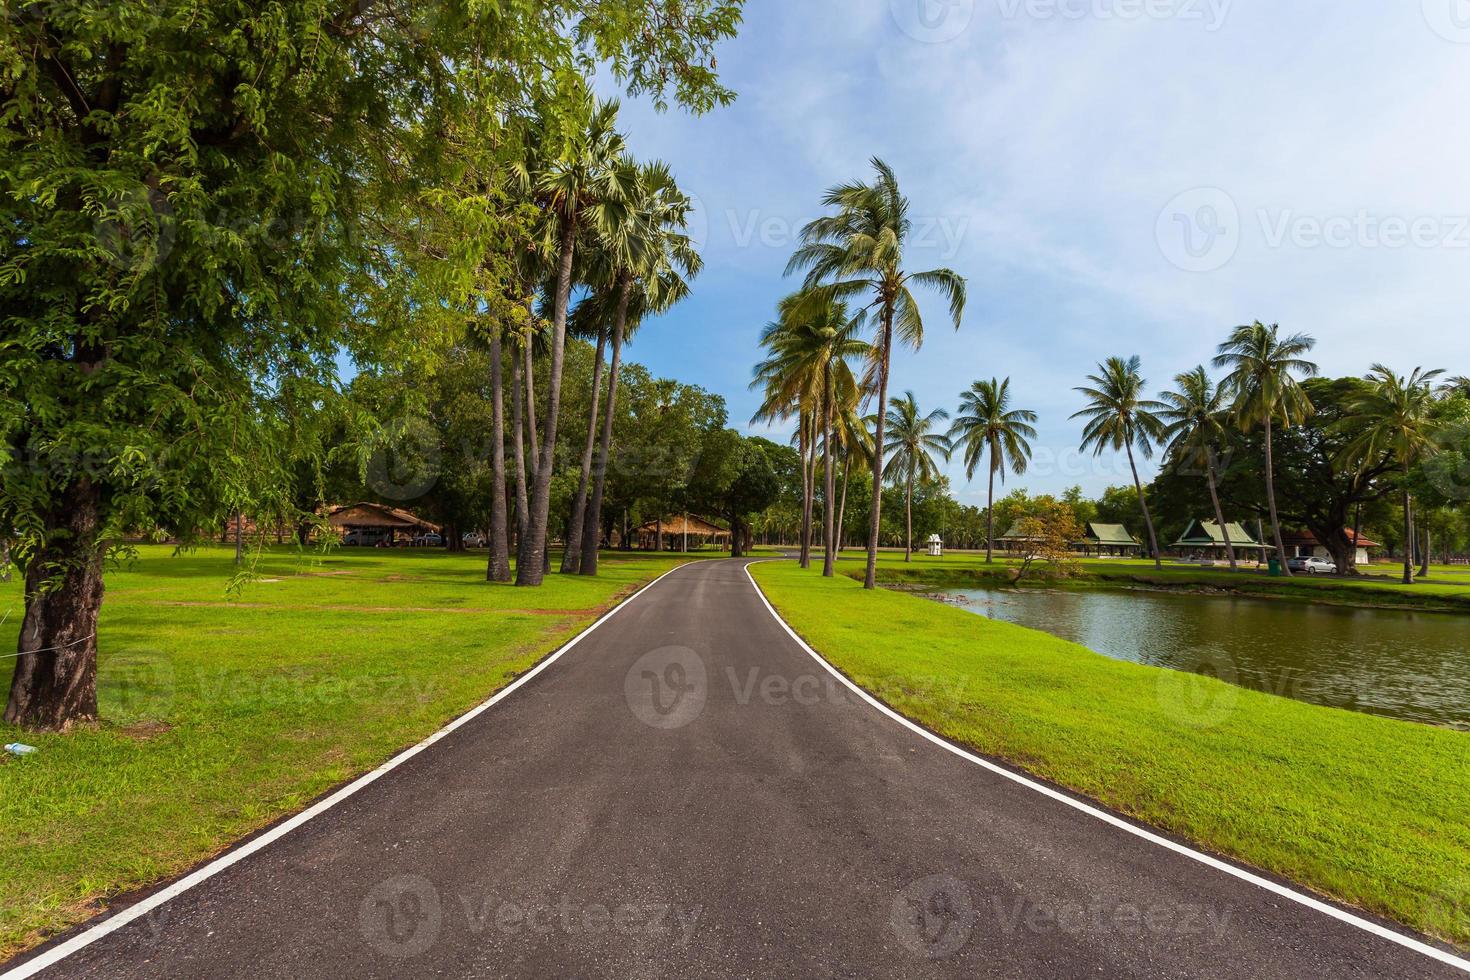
(847, 549), (1470, 611)
(0, 544), (696, 959)
(751, 558), (1470, 948)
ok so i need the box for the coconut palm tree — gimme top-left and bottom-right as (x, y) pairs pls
(883, 392), (951, 562)
(948, 378), (1037, 564)
(578, 161), (700, 577)
(1213, 322), (1317, 578)
(1158, 366), (1239, 570)
(512, 95), (636, 585)
(788, 159), (967, 589)
(1339, 365), (1445, 584)
(1072, 356), (1167, 569)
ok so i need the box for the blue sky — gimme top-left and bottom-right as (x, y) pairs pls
(607, 0), (1470, 503)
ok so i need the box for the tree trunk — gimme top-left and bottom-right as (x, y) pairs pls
(1205, 461), (1237, 570)
(486, 327), (512, 582)
(835, 453), (851, 556)
(1, 538), (11, 582)
(1263, 419), (1293, 577)
(561, 314), (611, 574)
(1350, 502), (1364, 575)
(822, 393), (837, 577)
(4, 480), (103, 731)
(1420, 526), (1431, 580)
(1124, 440), (1162, 569)
(986, 464), (996, 564)
(580, 284), (628, 577)
(518, 227), (575, 586)
(731, 514), (745, 558)
(509, 345), (530, 555)
(904, 474), (913, 562)
(234, 512), (244, 564)
(798, 415), (813, 569)
(1402, 483), (1416, 585)
(865, 314), (894, 590)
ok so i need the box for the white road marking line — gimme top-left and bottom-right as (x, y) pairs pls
(742, 559), (1470, 974)
(1, 562), (694, 980)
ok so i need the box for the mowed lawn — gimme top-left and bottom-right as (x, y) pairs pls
(0, 544), (694, 959)
(751, 558), (1470, 949)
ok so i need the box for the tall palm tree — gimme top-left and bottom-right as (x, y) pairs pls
(1213, 322), (1317, 578)
(579, 161), (700, 577)
(1158, 367), (1238, 570)
(515, 95), (635, 586)
(788, 158), (967, 589)
(948, 378), (1037, 564)
(1072, 356), (1167, 569)
(883, 392), (951, 562)
(752, 293), (868, 575)
(1339, 365), (1445, 584)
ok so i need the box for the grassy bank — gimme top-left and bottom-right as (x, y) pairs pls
(858, 551), (1470, 612)
(751, 558), (1470, 948)
(0, 545), (694, 959)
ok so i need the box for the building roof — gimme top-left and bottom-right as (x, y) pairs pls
(327, 502), (440, 533)
(636, 515), (731, 538)
(1173, 519), (1267, 548)
(1280, 529), (1382, 549)
(1083, 523), (1140, 547)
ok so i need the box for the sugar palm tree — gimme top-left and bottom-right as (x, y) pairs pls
(1213, 322), (1317, 578)
(1072, 356), (1167, 569)
(830, 402), (873, 558)
(1339, 365), (1445, 584)
(788, 159), (967, 589)
(1158, 366), (1238, 570)
(948, 378), (1037, 564)
(516, 95), (636, 586)
(577, 161), (700, 577)
(883, 392), (951, 562)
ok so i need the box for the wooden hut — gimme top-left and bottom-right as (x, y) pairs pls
(328, 502), (440, 547)
(1075, 522), (1142, 558)
(635, 515), (732, 552)
(1171, 520), (1270, 563)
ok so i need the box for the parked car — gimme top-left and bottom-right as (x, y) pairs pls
(1286, 556), (1337, 575)
(412, 532), (444, 547)
(341, 530), (385, 547)
(462, 532), (486, 548)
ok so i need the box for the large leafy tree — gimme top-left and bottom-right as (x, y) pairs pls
(0, 0), (742, 730)
(882, 392), (950, 563)
(1339, 366), (1445, 584)
(1158, 367), (1239, 569)
(1072, 356), (1167, 568)
(1213, 322), (1318, 577)
(948, 377), (1037, 564)
(788, 159), (966, 589)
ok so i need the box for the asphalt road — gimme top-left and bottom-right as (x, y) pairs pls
(8, 558), (1466, 979)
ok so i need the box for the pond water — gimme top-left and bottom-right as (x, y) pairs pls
(946, 586), (1470, 729)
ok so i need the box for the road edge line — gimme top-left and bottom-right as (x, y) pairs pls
(1, 560), (695, 980)
(741, 559), (1470, 974)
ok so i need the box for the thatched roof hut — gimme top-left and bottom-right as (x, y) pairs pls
(635, 515), (731, 551)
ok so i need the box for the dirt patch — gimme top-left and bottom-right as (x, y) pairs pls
(116, 721), (174, 741)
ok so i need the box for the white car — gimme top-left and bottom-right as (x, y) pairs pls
(1287, 556), (1337, 575)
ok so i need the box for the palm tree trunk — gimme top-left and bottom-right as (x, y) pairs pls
(986, 464), (996, 564)
(798, 414), (813, 570)
(1402, 481), (1416, 584)
(580, 287), (628, 577)
(822, 394), (837, 577)
(1124, 440), (1162, 569)
(1420, 523), (1432, 580)
(486, 328), (512, 582)
(1263, 418), (1293, 577)
(1205, 461), (1237, 570)
(904, 474), (913, 563)
(509, 346), (530, 550)
(835, 453), (851, 555)
(518, 226), (574, 586)
(865, 316), (894, 590)
(560, 318), (610, 574)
